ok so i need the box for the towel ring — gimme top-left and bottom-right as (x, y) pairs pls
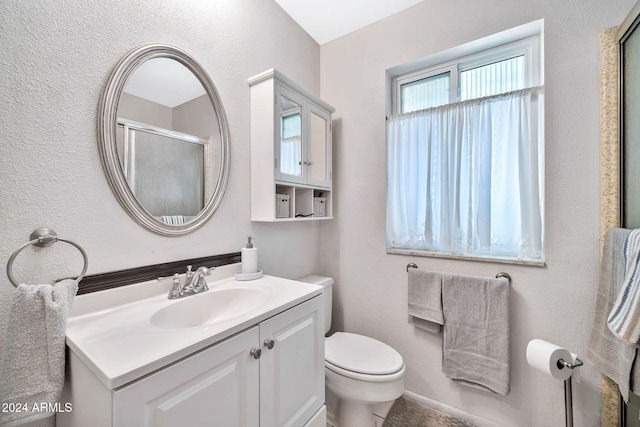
(6, 228), (89, 288)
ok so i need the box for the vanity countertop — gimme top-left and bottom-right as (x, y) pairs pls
(65, 264), (322, 389)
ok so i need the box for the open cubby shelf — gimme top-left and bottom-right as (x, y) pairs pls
(274, 184), (331, 221)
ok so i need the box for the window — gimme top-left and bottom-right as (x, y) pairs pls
(387, 29), (544, 264)
(400, 71), (451, 112)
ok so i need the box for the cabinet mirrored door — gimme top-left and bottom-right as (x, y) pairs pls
(308, 105), (331, 188)
(275, 86), (331, 188)
(279, 95), (303, 179)
(277, 88), (306, 184)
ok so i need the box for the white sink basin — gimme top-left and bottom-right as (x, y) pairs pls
(64, 265), (323, 389)
(149, 287), (270, 329)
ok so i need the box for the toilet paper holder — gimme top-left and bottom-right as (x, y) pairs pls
(557, 357), (583, 370)
(527, 339), (583, 427)
(558, 356), (583, 427)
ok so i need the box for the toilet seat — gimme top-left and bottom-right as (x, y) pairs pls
(325, 332), (404, 381)
(325, 360), (406, 382)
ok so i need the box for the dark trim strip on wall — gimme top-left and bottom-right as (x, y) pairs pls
(77, 252), (241, 295)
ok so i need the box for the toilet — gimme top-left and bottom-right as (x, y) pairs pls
(297, 275), (405, 427)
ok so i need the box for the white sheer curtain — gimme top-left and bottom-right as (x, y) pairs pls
(387, 86), (544, 261)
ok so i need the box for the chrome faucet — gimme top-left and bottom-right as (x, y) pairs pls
(183, 265), (212, 293)
(158, 265), (213, 300)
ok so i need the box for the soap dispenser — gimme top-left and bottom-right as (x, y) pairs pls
(241, 236), (258, 275)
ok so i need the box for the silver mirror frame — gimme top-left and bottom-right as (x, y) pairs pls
(98, 44), (230, 236)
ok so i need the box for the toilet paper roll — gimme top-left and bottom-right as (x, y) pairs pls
(526, 339), (573, 381)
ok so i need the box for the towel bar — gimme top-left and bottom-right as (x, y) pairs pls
(405, 263), (511, 284)
(6, 228), (88, 288)
(495, 272), (512, 284)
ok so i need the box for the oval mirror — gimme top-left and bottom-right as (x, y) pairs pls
(98, 44), (230, 236)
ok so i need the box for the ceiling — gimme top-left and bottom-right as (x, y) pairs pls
(123, 58), (206, 108)
(122, 1), (427, 107)
(274, 0), (425, 45)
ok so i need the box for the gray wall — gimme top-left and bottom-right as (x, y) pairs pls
(118, 93), (173, 129)
(173, 94), (220, 139)
(318, 1), (634, 426)
(0, 0), (322, 352)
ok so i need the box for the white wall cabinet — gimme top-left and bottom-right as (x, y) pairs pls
(248, 69), (335, 221)
(59, 296), (325, 427)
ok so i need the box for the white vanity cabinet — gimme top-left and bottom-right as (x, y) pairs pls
(259, 296), (325, 426)
(114, 326), (260, 426)
(248, 69), (335, 221)
(59, 294), (325, 427)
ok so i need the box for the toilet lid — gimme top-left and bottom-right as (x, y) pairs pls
(325, 332), (404, 375)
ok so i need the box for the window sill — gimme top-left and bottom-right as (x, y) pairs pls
(386, 248), (546, 267)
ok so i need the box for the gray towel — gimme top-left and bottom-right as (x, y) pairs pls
(408, 269), (443, 333)
(0, 279), (78, 425)
(442, 272), (510, 395)
(587, 228), (636, 402)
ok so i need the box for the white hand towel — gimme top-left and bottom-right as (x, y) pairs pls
(0, 279), (78, 425)
(442, 272), (510, 395)
(407, 269), (443, 333)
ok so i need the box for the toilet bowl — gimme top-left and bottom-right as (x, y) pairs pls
(297, 276), (405, 427)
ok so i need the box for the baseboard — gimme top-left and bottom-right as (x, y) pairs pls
(402, 390), (507, 427)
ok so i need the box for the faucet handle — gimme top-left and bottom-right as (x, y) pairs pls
(167, 273), (182, 299)
(157, 274), (176, 283)
(186, 265), (194, 278)
(194, 266), (213, 291)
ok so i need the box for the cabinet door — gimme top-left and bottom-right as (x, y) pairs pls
(113, 327), (260, 427)
(260, 296), (325, 427)
(275, 85), (307, 185)
(307, 103), (331, 189)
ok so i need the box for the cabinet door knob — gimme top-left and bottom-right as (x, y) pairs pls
(250, 348), (262, 359)
(263, 339), (275, 350)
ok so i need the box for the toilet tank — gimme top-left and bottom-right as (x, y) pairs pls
(296, 275), (333, 334)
